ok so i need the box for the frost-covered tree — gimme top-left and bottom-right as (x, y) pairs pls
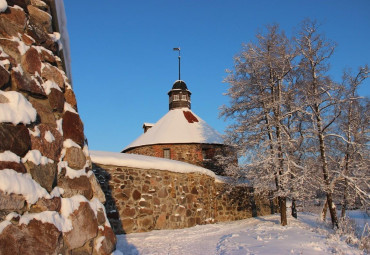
(221, 25), (297, 226)
(295, 19), (341, 228)
(330, 67), (369, 217)
(221, 19), (369, 229)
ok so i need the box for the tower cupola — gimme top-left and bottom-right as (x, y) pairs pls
(168, 80), (191, 110)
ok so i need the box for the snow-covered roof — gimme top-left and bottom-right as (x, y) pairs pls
(123, 108), (224, 151)
(90, 151), (219, 179)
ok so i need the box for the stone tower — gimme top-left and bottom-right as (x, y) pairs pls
(123, 79), (235, 175)
(0, 1), (116, 254)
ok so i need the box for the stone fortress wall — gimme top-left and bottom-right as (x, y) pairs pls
(0, 1), (115, 254)
(93, 161), (275, 234)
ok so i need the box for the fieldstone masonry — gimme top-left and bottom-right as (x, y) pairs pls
(0, 1), (116, 254)
(93, 163), (274, 234)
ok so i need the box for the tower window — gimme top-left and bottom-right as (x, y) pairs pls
(173, 95), (179, 101)
(181, 95), (187, 101)
(163, 149), (171, 159)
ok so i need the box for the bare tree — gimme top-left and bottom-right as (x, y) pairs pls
(295, 19), (341, 228)
(221, 25), (297, 226)
(331, 67), (369, 217)
(221, 19), (368, 229)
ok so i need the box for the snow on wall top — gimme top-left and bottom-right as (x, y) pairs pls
(123, 108), (224, 151)
(90, 150), (219, 179)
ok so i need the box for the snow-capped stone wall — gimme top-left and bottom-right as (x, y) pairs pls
(92, 153), (274, 234)
(0, 1), (115, 254)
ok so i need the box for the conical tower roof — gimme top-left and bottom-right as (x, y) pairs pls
(122, 108), (223, 152)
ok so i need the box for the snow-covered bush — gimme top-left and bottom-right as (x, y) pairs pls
(332, 216), (370, 253)
(359, 223), (370, 252)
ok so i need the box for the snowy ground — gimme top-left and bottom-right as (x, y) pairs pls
(113, 211), (369, 255)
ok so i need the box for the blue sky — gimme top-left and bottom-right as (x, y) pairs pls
(63, 0), (370, 152)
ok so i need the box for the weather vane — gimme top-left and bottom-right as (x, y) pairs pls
(173, 47), (181, 80)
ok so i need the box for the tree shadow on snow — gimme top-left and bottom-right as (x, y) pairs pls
(253, 216), (280, 225)
(115, 234), (139, 255)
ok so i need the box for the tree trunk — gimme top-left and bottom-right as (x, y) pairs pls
(315, 104), (339, 228)
(341, 179), (348, 218)
(341, 108), (351, 218)
(275, 80), (288, 226)
(290, 169), (298, 219)
(269, 191), (275, 214)
(291, 197), (297, 219)
(321, 200), (328, 221)
(326, 193), (338, 228)
(280, 196), (287, 226)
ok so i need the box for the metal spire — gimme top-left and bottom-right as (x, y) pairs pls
(173, 47), (181, 80)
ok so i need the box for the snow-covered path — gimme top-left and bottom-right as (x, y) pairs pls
(114, 212), (367, 255)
